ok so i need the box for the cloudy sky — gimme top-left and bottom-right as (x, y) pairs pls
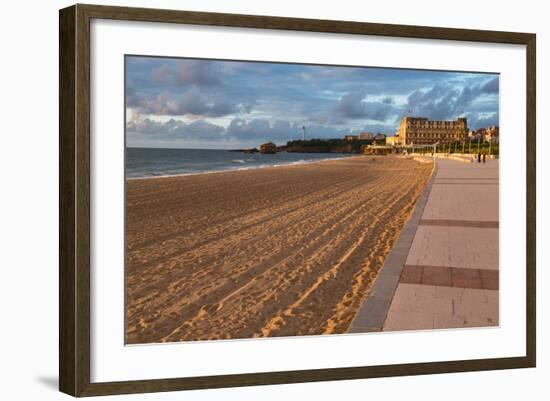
(126, 56), (499, 149)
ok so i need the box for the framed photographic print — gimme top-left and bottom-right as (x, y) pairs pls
(59, 4), (536, 397)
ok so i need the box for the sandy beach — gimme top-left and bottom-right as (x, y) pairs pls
(125, 156), (433, 344)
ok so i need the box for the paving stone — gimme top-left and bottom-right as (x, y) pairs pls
(383, 310), (434, 331)
(456, 314), (498, 328)
(433, 313), (466, 329)
(435, 285), (465, 301)
(422, 265), (452, 286)
(389, 284), (453, 315)
(480, 269), (499, 290)
(399, 265), (423, 284)
(453, 298), (497, 325)
(391, 282), (418, 299)
(460, 288), (489, 304)
(406, 226), (499, 270)
(422, 185), (498, 222)
(410, 283), (437, 298)
(451, 268), (483, 289)
(484, 289), (499, 305)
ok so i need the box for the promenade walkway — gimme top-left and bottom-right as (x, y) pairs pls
(349, 157), (499, 332)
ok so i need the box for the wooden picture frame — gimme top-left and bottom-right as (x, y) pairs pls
(59, 3), (536, 397)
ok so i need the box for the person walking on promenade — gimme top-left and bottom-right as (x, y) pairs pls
(478, 152), (481, 163)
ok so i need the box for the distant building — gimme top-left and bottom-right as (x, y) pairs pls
(385, 136), (398, 146)
(484, 125), (499, 143)
(344, 135), (359, 141)
(469, 129), (482, 140)
(469, 126), (499, 143)
(358, 132), (374, 140)
(397, 116), (468, 145)
(469, 127), (485, 139)
(374, 133), (386, 141)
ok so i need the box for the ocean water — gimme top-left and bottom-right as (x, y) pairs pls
(126, 148), (353, 179)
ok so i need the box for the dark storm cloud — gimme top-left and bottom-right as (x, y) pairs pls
(336, 90), (401, 121)
(405, 77), (499, 128)
(406, 85), (460, 119)
(467, 112), (499, 129)
(151, 60), (222, 87)
(481, 77), (499, 94)
(129, 88), (250, 117)
(126, 58), (250, 118)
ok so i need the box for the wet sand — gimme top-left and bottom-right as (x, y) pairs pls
(125, 156), (433, 344)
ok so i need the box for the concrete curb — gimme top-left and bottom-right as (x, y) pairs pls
(442, 155), (474, 163)
(347, 160), (437, 333)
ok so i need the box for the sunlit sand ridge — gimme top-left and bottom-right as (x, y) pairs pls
(125, 156), (432, 344)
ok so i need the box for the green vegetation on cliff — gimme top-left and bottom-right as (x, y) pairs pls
(280, 138), (379, 154)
